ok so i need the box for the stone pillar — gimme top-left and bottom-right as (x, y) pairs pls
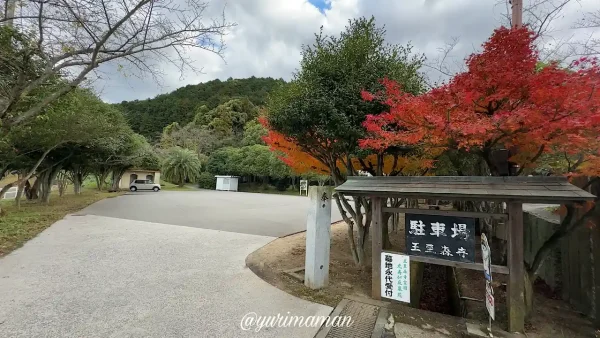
(304, 186), (332, 289)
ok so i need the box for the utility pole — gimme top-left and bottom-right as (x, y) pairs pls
(511, 0), (523, 28)
(4, 0), (16, 27)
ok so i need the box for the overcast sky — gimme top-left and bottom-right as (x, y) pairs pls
(93, 0), (600, 104)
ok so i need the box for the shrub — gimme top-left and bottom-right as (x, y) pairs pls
(198, 172), (216, 189)
(274, 178), (289, 191)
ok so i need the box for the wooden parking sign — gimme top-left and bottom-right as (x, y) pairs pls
(405, 213), (476, 263)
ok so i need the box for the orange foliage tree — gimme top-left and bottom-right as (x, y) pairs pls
(360, 26), (600, 307)
(260, 118), (330, 175)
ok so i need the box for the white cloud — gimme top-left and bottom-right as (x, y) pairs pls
(93, 0), (600, 103)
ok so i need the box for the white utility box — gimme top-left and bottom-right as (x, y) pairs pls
(215, 175), (239, 191)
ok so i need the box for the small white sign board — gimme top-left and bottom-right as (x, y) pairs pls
(481, 233), (495, 320)
(300, 180), (308, 196)
(381, 252), (410, 303)
(482, 233), (492, 281)
(485, 281), (495, 321)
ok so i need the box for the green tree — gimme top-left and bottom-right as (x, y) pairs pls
(1, 88), (130, 205)
(162, 147), (202, 187)
(206, 147), (243, 176)
(241, 119), (268, 146)
(118, 78), (283, 139)
(159, 98), (265, 157)
(266, 17), (426, 265)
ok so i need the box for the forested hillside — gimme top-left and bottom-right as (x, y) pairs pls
(117, 77), (284, 140)
(158, 97), (302, 190)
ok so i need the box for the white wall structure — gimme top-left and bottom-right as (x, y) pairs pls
(215, 176), (239, 191)
(299, 180), (308, 196)
(1, 186), (18, 199)
(304, 186), (333, 289)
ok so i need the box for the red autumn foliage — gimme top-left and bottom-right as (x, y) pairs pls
(360, 27), (600, 176)
(260, 116), (436, 176)
(259, 117), (330, 174)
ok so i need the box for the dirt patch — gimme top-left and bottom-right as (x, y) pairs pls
(246, 218), (454, 312)
(246, 221), (373, 307)
(387, 301), (467, 338)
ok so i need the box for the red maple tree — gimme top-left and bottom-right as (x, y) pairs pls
(360, 27), (600, 177)
(360, 27), (600, 312)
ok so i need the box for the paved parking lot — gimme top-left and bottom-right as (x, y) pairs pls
(81, 190), (342, 237)
(0, 215), (332, 338)
(0, 190), (345, 337)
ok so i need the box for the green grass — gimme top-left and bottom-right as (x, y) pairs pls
(0, 190), (123, 256)
(159, 180), (192, 191)
(237, 183), (304, 196)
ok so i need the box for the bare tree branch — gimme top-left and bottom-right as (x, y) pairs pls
(571, 9), (600, 57)
(1, 0), (236, 132)
(423, 36), (462, 86)
(496, 0), (583, 62)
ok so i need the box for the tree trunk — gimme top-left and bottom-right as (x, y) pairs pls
(110, 168), (127, 191)
(0, 145), (58, 209)
(40, 165), (61, 204)
(382, 211), (393, 250)
(15, 173), (26, 209)
(95, 170), (110, 191)
(356, 225), (366, 266)
(40, 176), (51, 204)
(40, 176), (51, 203)
(30, 177), (40, 200)
(334, 192), (371, 267)
(335, 192), (360, 264)
(95, 175), (102, 191)
(0, 182), (15, 215)
(73, 173), (82, 194)
(24, 180), (32, 200)
(57, 171), (68, 197)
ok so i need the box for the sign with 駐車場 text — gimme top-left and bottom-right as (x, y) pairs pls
(381, 252), (410, 303)
(405, 213), (475, 263)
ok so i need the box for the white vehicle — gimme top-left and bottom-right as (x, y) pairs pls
(129, 179), (161, 192)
